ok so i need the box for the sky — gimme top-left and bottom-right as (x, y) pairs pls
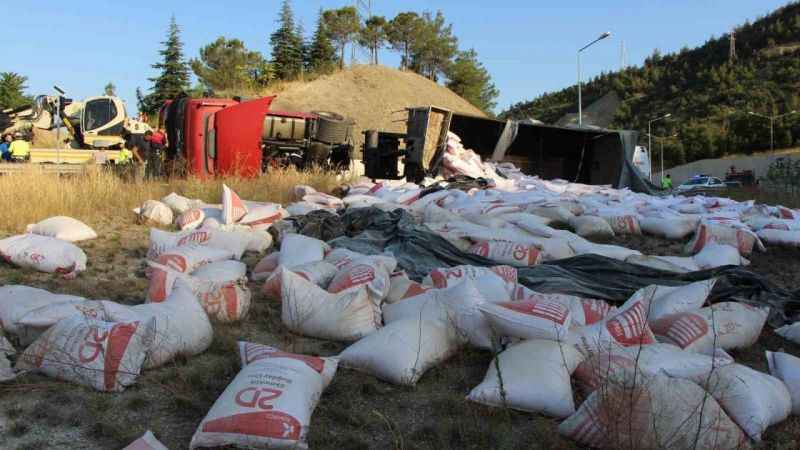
(0, 0), (792, 115)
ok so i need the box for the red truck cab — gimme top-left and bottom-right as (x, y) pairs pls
(161, 96), (274, 178)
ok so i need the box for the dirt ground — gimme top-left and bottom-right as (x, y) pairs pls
(1, 218), (799, 449)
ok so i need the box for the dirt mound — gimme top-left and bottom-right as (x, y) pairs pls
(264, 65), (485, 148)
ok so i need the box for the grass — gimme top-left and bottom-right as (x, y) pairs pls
(725, 186), (800, 208)
(0, 165), (344, 233)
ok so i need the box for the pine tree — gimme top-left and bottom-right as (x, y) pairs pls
(323, 7), (360, 70)
(386, 12), (423, 70)
(0, 72), (31, 109)
(358, 16), (387, 64)
(446, 49), (499, 114)
(270, 0), (304, 80)
(138, 16), (190, 114)
(306, 8), (337, 74)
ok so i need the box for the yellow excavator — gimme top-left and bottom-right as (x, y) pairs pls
(0, 87), (150, 164)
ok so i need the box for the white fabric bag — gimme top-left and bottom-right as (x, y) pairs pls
(467, 339), (584, 418)
(25, 216), (97, 242)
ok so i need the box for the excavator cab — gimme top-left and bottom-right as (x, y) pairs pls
(80, 96), (127, 148)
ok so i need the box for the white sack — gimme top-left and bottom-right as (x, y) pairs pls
(0, 234), (87, 277)
(327, 255), (397, 306)
(338, 317), (460, 385)
(757, 228), (800, 247)
(648, 279), (716, 322)
(147, 228), (250, 261)
(136, 200), (174, 226)
(17, 315), (155, 392)
(775, 321), (800, 345)
(0, 285), (86, 335)
(162, 192), (201, 214)
(766, 350), (800, 415)
(221, 184), (248, 225)
(693, 363), (791, 441)
(569, 215), (614, 239)
(567, 286), (657, 357)
(239, 204), (287, 231)
(252, 252), (281, 281)
(693, 243), (749, 269)
(123, 431), (169, 450)
(176, 208), (205, 231)
(651, 302), (768, 354)
(281, 269), (380, 342)
(573, 343), (734, 393)
(278, 234), (329, 268)
(467, 240), (542, 266)
(104, 283), (213, 369)
(467, 340), (583, 418)
(560, 372), (747, 449)
(262, 260), (337, 299)
(479, 298), (572, 341)
(424, 265), (517, 303)
(190, 342), (337, 450)
(25, 216), (97, 242)
(382, 280), (494, 349)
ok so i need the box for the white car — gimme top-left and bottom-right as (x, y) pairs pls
(676, 176), (727, 193)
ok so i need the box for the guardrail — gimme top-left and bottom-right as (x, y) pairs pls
(0, 164), (88, 175)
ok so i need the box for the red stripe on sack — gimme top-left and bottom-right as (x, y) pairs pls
(779, 207), (794, 220)
(692, 224), (708, 253)
(148, 268), (169, 303)
(403, 283), (431, 299)
(201, 411), (302, 440)
(468, 242), (490, 257)
(177, 231), (210, 246)
(665, 314), (709, 348)
(490, 266), (517, 283)
(158, 254), (188, 273)
(429, 269), (449, 288)
(606, 302), (646, 346)
(104, 321), (139, 391)
(244, 212), (283, 227)
(223, 284), (239, 321)
(243, 343), (326, 373)
(582, 299), (610, 325)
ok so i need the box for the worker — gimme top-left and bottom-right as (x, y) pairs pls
(0, 134), (11, 162)
(8, 132), (30, 162)
(661, 174), (673, 190)
(124, 131), (149, 182)
(143, 130), (163, 180)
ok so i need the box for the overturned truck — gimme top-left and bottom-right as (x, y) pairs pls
(363, 106), (657, 193)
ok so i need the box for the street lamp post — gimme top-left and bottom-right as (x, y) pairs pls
(578, 32), (611, 128)
(648, 113), (672, 182)
(653, 133), (678, 181)
(748, 110), (797, 152)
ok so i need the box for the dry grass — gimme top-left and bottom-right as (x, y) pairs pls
(0, 166), (344, 232)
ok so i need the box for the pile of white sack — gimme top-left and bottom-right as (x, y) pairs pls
(3, 139), (800, 449)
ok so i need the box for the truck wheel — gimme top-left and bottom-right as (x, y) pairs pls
(314, 111), (350, 145)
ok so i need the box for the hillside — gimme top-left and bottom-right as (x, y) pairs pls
(501, 2), (800, 169)
(262, 65), (485, 147)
